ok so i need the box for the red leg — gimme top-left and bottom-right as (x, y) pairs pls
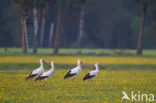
(30, 79), (35, 88)
(72, 78), (74, 82)
(29, 79), (32, 88)
(87, 79), (89, 86)
(40, 80), (42, 88)
(91, 79), (93, 88)
(45, 81), (47, 89)
(33, 82), (36, 88)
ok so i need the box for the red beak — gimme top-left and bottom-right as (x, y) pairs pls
(81, 62), (84, 65)
(43, 61), (47, 64)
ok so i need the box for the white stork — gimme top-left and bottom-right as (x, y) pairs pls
(83, 63), (99, 87)
(35, 61), (55, 88)
(64, 59), (83, 80)
(25, 59), (47, 87)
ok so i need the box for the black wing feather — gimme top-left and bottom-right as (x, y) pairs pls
(35, 76), (48, 81)
(83, 73), (95, 81)
(25, 73), (38, 81)
(64, 71), (76, 79)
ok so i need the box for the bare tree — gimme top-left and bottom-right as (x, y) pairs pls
(136, 0), (148, 55)
(53, 0), (64, 54)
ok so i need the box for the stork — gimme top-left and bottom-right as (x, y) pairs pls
(35, 61), (55, 88)
(83, 63), (99, 87)
(64, 59), (83, 81)
(25, 59), (47, 87)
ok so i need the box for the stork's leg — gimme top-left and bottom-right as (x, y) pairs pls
(33, 79), (36, 88)
(33, 82), (36, 88)
(30, 79), (35, 88)
(72, 78), (75, 83)
(87, 79), (90, 86)
(29, 79), (32, 88)
(40, 80), (42, 88)
(45, 81), (47, 89)
(91, 79), (93, 88)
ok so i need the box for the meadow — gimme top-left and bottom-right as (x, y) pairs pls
(0, 48), (156, 103)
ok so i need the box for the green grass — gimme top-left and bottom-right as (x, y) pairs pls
(1, 63), (156, 70)
(0, 48), (156, 69)
(0, 48), (156, 57)
(0, 69), (155, 103)
(0, 48), (156, 102)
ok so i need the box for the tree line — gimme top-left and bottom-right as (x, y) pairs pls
(0, 0), (156, 55)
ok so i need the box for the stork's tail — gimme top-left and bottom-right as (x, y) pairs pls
(64, 71), (71, 79)
(64, 75), (68, 79)
(83, 73), (90, 81)
(25, 74), (37, 81)
(25, 75), (31, 81)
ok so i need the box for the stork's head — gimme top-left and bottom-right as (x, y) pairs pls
(77, 59), (83, 66)
(51, 61), (55, 66)
(40, 59), (47, 64)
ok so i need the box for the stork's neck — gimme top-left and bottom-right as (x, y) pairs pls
(96, 65), (99, 71)
(51, 65), (54, 70)
(78, 63), (81, 67)
(40, 62), (44, 68)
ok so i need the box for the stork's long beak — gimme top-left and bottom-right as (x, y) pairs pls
(81, 62), (84, 65)
(54, 63), (57, 66)
(43, 61), (47, 64)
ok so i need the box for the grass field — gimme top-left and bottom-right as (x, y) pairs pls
(0, 69), (156, 103)
(0, 48), (156, 103)
(0, 48), (156, 56)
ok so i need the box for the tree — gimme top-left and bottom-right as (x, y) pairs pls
(135, 0), (156, 54)
(72, 0), (86, 46)
(53, 0), (64, 54)
(135, 0), (149, 55)
(14, 0), (33, 53)
(150, 0), (156, 36)
(32, 0), (46, 54)
(66, 0), (86, 47)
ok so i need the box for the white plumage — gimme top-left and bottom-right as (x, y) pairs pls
(64, 59), (83, 79)
(35, 61), (55, 81)
(83, 63), (99, 81)
(25, 59), (47, 80)
(88, 69), (99, 76)
(70, 66), (81, 74)
(32, 66), (44, 78)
